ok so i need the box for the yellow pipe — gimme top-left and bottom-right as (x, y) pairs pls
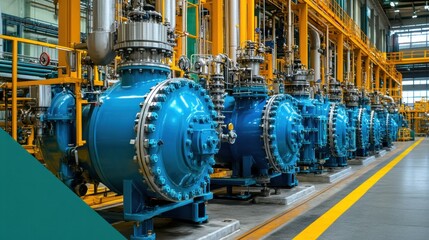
(389, 78), (393, 96)
(211, 0), (224, 55)
(4, 77), (80, 88)
(356, 49), (362, 88)
(0, 35), (75, 51)
(375, 65), (380, 91)
(75, 83), (87, 147)
(247, 0), (255, 42)
(364, 57), (370, 91)
(58, 0), (80, 78)
(299, 3), (308, 67)
(12, 40), (18, 140)
(93, 66), (103, 86)
(336, 33), (344, 82)
(240, 0), (247, 45)
(383, 72), (387, 94)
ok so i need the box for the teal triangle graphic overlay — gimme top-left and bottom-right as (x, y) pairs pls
(0, 129), (126, 240)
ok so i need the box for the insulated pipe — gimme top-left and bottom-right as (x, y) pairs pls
(165, 0), (176, 30)
(381, 94), (395, 104)
(309, 27), (321, 82)
(228, 0), (239, 62)
(87, 0), (116, 65)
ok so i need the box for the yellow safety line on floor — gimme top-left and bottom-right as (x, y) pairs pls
(236, 141), (419, 240)
(293, 138), (424, 240)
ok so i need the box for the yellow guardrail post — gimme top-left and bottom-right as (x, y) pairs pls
(12, 39), (18, 140)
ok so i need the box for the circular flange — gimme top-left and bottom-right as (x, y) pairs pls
(134, 79), (218, 202)
(262, 94), (304, 173)
(328, 103), (349, 157)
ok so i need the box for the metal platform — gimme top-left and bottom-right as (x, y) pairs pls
(348, 156), (376, 166)
(297, 167), (352, 183)
(254, 185), (316, 205)
(376, 149), (387, 157)
(112, 216), (240, 240)
(155, 218), (240, 240)
(385, 145), (397, 151)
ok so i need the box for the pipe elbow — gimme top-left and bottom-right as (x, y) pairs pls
(87, 31), (116, 66)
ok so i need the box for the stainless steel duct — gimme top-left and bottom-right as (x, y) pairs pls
(228, 0), (239, 62)
(309, 27), (321, 82)
(87, 0), (116, 65)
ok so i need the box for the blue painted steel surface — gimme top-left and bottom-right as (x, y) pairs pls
(376, 109), (399, 147)
(216, 93), (304, 187)
(321, 100), (351, 167)
(345, 108), (357, 159)
(80, 66), (218, 201)
(294, 97), (327, 173)
(355, 108), (371, 156)
(41, 65), (219, 239)
(41, 91), (77, 188)
(369, 110), (382, 151)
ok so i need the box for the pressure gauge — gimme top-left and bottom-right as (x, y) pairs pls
(39, 52), (51, 66)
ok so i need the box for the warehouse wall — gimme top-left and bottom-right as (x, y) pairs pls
(1, 0), (88, 61)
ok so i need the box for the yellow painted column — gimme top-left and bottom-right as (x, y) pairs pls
(356, 49), (362, 88)
(364, 57), (370, 91)
(240, 1), (247, 46)
(383, 72), (387, 94)
(336, 33), (344, 82)
(389, 78), (393, 96)
(12, 40), (18, 140)
(374, 65), (380, 91)
(58, 0), (80, 78)
(299, 3), (308, 67)
(247, 0), (255, 42)
(212, 0), (224, 55)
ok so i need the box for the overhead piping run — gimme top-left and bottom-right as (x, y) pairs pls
(308, 24), (321, 83)
(228, 0), (239, 62)
(87, 0), (116, 65)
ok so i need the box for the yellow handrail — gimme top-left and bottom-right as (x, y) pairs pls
(0, 35), (87, 146)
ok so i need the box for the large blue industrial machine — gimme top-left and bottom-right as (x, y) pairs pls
(371, 92), (398, 149)
(213, 42), (304, 196)
(344, 85), (371, 157)
(39, 3), (219, 239)
(284, 60), (327, 173)
(319, 79), (353, 168)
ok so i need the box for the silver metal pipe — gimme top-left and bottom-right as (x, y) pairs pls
(309, 27), (321, 82)
(165, 0), (176, 31)
(381, 94), (395, 103)
(181, 0), (188, 56)
(272, 17), (277, 73)
(87, 0), (116, 65)
(228, 0), (239, 62)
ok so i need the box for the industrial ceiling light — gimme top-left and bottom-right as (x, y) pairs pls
(394, 9), (400, 13)
(425, 1), (429, 10)
(412, 3), (417, 18)
(390, 1), (395, 7)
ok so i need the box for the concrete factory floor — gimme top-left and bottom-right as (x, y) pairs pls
(111, 139), (428, 240)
